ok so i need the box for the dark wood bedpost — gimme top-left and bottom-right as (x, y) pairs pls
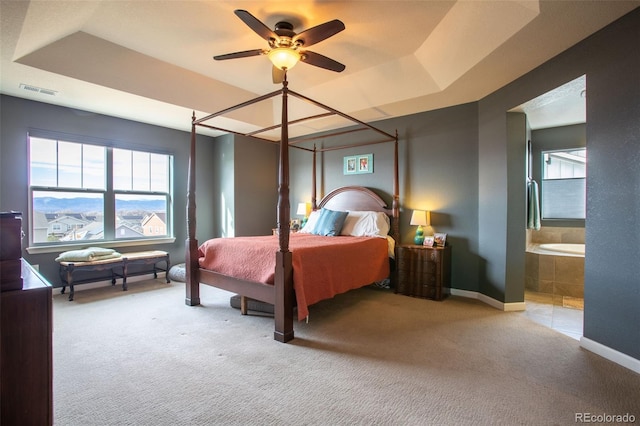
(185, 112), (200, 306)
(274, 76), (294, 343)
(311, 144), (317, 210)
(392, 132), (400, 242)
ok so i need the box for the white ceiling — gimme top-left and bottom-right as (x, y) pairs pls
(1, 1), (638, 137)
(513, 74), (587, 130)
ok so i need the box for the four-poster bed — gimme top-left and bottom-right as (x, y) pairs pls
(186, 77), (399, 343)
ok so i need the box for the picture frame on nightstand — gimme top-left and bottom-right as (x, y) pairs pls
(423, 236), (435, 247)
(434, 233), (447, 247)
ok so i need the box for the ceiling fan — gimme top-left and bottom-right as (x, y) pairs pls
(214, 9), (346, 84)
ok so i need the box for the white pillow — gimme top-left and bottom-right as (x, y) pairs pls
(340, 211), (364, 235)
(298, 210), (321, 233)
(340, 211), (390, 238)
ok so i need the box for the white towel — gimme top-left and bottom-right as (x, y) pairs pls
(527, 180), (541, 230)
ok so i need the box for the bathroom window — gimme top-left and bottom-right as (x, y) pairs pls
(541, 148), (586, 219)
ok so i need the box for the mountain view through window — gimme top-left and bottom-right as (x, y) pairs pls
(29, 136), (172, 244)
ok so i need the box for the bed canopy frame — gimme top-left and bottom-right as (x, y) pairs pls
(187, 76), (399, 342)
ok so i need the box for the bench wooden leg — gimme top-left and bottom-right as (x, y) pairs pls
(122, 260), (128, 292)
(59, 264), (67, 296)
(66, 266), (75, 301)
(165, 254), (171, 283)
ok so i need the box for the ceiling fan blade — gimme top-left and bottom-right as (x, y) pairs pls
(272, 66), (286, 84)
(234, 9), (278, 42)
(213, 49), (264, 61)
(293, 19), (345, 47)
(300, 51), (346, 73)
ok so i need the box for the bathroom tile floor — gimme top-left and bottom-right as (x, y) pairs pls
(522, 291), (584, 340)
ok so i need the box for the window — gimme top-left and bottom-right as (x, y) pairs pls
(541, 148), (586, 219)
(112, 148), (171, 240)
(28, 136), (173, 246)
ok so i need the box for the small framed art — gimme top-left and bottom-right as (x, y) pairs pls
(358, 154), (371, 173)
(344, 154), (373, 174)
(434, 233), (447, 247)
(344, 156), (357, 174)
(423, 236), (435, 247)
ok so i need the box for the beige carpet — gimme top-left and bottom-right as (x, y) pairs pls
(52, 279), (640, 425)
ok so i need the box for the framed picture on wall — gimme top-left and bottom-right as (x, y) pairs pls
(344, 154), (373, 175)
(358, 154), (373, 173)
(344, 156), (357, 174)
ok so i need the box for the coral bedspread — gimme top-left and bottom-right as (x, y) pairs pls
(198, 233), (390, 320)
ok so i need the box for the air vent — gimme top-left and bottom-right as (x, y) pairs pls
(19, 83), (58, 96)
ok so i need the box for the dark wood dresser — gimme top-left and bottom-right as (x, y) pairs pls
(395, 245), (451, 301)
(1, 260), (53, 426)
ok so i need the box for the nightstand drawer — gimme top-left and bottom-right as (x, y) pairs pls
(395, 245), (451, 301)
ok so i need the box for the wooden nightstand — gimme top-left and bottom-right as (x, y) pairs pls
(395, 245), (451, 301)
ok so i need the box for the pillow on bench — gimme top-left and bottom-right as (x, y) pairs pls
(55, 247), (122, 263)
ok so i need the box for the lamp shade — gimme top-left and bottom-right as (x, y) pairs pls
(268, 47), (300, 70)
(297, 202), (310, 216)
(410, 210), (428, 226)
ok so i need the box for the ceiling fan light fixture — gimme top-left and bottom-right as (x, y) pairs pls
(268, 47), (300, 70)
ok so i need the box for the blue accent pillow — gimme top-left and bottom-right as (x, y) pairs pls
(312, 208), (348, 236)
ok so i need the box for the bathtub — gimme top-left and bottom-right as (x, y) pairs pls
(535, 243), (585, 256)
(525, 243), (585, 298)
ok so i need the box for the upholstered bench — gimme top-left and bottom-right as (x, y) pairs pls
(58, 250), (170, 301)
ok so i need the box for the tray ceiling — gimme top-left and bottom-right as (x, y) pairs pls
(1, 1), (637, 135)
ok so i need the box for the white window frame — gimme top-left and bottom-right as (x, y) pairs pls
(541, 148), (586, 220)
(26, 133), (175, 254)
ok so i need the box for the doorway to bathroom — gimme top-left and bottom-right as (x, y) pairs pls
(512, 75), (586, 339)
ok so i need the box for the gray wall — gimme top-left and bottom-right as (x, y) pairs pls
(0, 95), (218, 286)
(478, 8), (639, 359)
(209, 134), (278, 238)
(582, 11), (639, 359)
(212, 134), (234, 238)
(290, 102), (480, 293)
(233, 136), (278, 237)
(505, 112), (527, 303)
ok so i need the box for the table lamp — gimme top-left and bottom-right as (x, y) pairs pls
(297, 202), (311, 227)
(410, 210), (430, 245)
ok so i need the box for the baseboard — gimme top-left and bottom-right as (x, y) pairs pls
(449, 288), (526, 311)
(580, 337), (640, 375)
